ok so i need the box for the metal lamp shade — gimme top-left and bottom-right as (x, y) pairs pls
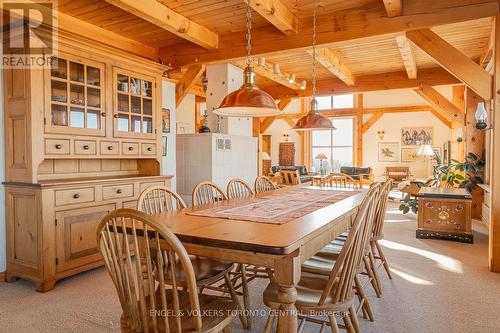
(213, 66), (282, 117)
(294, 113), (335, 131)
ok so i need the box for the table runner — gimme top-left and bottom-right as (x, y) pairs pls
(187, 188), (360, 225)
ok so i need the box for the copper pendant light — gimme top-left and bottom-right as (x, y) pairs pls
(213, 0), (281, 117)
(294, 0), (335, 131)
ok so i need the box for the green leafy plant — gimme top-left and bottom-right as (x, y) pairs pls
(399, 194), (418, 214)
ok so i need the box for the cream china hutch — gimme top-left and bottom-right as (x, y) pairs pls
(3, 32), (172, 291)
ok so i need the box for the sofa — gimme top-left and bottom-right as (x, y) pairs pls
(270, 165), (316, 183)
(339, 166), (374, 185)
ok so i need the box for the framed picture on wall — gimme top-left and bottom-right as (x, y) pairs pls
(401, 127), (433, 145)
(443, 141), (451, 164)
(378, 142), (399, 162)
(401, 148), (421, 162)
(162, 136), (167, 156)
(162, 108), (170, 133)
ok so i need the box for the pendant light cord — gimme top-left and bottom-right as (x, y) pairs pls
(246, 0), (253, 66)
(312, 0), (317, 101)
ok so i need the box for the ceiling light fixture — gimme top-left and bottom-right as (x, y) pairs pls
(213, 0), (281, 117)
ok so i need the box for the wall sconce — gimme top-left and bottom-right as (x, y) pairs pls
(475, 101), (492, 130)
(288, 74), (296, 84)
(273, 64), (280, 74)
(282, 133), (290, 142)
(377, 131), (385, 141)
(300, 80), (307, 90)
(456, 128), (463, 143)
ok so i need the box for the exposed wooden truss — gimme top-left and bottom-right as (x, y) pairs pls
(362, 112), (384, 134)
(243, 0), (298, 35)
(104, 0), (218, 49)
(407, 28), (493, 100)
(309, 49), (355, 85)
(480, 26), (494, 68)
(175, 64), (206, 107)
(395, 35), (418, 79)
(412, 85), (465, 126)
(159, 0), (498, 67)
(382, 0), (402, 17)
(262, 67), (459, 99)
(259, 98), (293, 132)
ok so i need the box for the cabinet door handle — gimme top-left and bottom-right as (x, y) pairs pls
(128, 146), (134, 151)
(101, 112), (106, 117)
(107, 146), (114, 150)
(83, 145), (89, 150)
(116, 189), (122, 194)
(55, 144), (62, 149)
(113, 114), (119, 119)
(73, 194), (80, 199)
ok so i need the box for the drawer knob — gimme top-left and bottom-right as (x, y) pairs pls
(113, 114), (119, 119)
(73, 194), (80, 199)
(128, 146), (134, 151)
(108, 146), (113, 150)
(147, 147), (152, 151)
(101, 112), (106, 117)
(116, 189), (122, 194)
(55, 144), (62, 149)
(83, 145), (90, 150)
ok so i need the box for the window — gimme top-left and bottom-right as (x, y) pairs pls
(316, 94), (354, 110)
(312, 118), (354, 173)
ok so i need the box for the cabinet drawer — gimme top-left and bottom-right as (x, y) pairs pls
(141, 143), (156, 155)
(45, 139), (70, 155)
(102, 184), (134, 200)
(75, 140), (97, 155)
(100, 141), (119, 155)
(55, 187), (95, 206)
(122, 142), (139, 155)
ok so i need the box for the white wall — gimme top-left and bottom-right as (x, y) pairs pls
(176, 93), (195, 134)
(363, 86), (453, 107)
(0, 43), (5, 273)
(162, 81), (177, 190)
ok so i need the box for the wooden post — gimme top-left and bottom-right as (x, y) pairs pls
(490, 15), (500, 272)
(253, 118), (263, 176)
(356, 94), (363, 166)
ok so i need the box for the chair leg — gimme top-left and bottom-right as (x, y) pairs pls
(222, 327), (230, 333)
(363, 256), (381, 298)
(224, 274), (248, 329)
(375, 240), (393, 279)
(354, 275), (374, 322)
(349, 306), (361, 333)
(263, 312), (276, 333)
(343, 313), (355, 333)
(240, 265), (251, 329)
(368, 250), (382, 296)
(328, 314), (340, 333)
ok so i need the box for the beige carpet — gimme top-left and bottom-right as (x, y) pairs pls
(1, 202), (500, 333)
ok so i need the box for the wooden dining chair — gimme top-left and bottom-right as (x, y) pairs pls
(322, 172), (359, 189)
(96, 208), (237, 333)
(227, 178), (254, 199)
(138, 185), (186, 214)
(279, 170), (301, 185)
(192, 181), (228, 206)
(254, 176), (278, 193)
(263, 188), (379, 333)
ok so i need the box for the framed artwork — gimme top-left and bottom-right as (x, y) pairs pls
(431, 147), (442, 165)
(162, 136), (167, 156)
(401, 148), (421, 162)
(378, 142), (399, 162)
(401, 127), (433, 145)
(162, 108), (170, 133)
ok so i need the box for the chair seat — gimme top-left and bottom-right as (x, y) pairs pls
(121, 291), (237, 333)
(160, 257), (234, 287)
(263, 272), (353, 312)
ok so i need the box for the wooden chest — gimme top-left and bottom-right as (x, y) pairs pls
(417, 188), (473, 243)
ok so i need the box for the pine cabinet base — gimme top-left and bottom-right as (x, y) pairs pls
(5, 175), (171, 292)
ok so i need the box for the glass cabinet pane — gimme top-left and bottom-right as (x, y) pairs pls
(87, 87), (100, 108)
(117, 74), (129, 93)
(51, 80), (67, 103)
(87, 111), (99, 129)
(118, 114), (129, 132)
(87, 66), (100, 86)
(141, 80), (152, 97)
(143, 99), (152, 115)
(70, 107), (85, 128)
(131, 116), (141, 133)
(51, 58), (67, 79)
(70, 84), (85, 106)
(130, 77), (141, 95)
(51, 105), (67, 126)
(143, 117), (152, 133)
(118, 94), (129, 112)
(131, 96), (141, 114)
(70, 62), (84, 83)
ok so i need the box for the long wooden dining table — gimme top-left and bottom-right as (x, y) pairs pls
(149, 185), (366, 332)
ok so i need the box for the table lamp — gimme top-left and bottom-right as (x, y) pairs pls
(315, 152), (328, 175)
(417, 144), (435, 177)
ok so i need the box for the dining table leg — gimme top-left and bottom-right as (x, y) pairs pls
(274, 254), (300, 333)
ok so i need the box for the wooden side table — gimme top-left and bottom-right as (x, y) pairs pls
(417, 188), (473, 243)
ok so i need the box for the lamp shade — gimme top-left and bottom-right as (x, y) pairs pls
(261, 152), (272, 160)
(417, 144), (434, 156)
(213, 66), (282, 117)
(294, 99), (335, 131)
(315, 152), (328, 160)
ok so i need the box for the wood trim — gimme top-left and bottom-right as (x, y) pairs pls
(278, 98), (293, 111)
(284, 118), (296, 128)
(104, 0), (218, 50)
(412, 85), (465, 125)
(362, 112), (383, 134)
(309, 48), (355, 85)
(406, 28), (493, 100)
(395, 35), (417, 79)
(260, 117), (277, 133)
(244, 0), (298, 35)
(480, 24), (495, 67)
(175, 64), (205, 107)
(159, 0), (499, 67)
(356, 94), (363, 167)
(429, 109), (453, 128)
(382, 0), (402, 17)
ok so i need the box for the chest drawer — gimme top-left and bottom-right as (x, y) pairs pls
(141, 143), (156, 155)
(75, 140), (97, 155)
(100, 141), (119, 155)
(122, 142), (139, 155)
(102, 184), (134, 200)
(45, 139), (70, 155)
(55, 187), (95, 206)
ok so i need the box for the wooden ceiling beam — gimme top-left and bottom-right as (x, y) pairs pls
(480, 25), (494, 67)
(233, 61), (304, 90)
(262, 67), (460, 99)
(406, 28), (493, 100)
(395, 35), (418, 79)
(159, 0), (498, 67)
(243, 0), (298, 35)
(413, 85), (464, 125)
(362, 112), (384, 134)
(308, 48), (355, 85)
(176, 64), (205, 107)
(104, 0), (218, 50)
(382, 0), (402, 17)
